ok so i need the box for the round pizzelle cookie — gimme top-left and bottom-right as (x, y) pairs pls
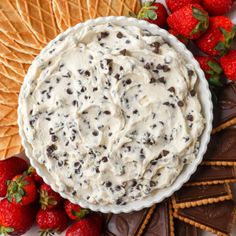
(16, 0), (60, 45)
(0, 0), (42, 50)
(52, 0), (90, 31)
(0, 91), (19, 107)
(0, 63), (24, 85)
(0, 125), (19, 138)
(87, 0), (141, 18)
(0, 133), (23, 160)
(0, 41), (35, 64)
(0, 74), (21, 94)
(0, 57), (30, 78)
(0, 31), (40, 56)
(0, 104), (18, 127)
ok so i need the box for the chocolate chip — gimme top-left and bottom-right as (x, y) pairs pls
(150, 77), (157, 83)
(132, 180), (137, 187)
(187, 114), (194, 121)
(93, 87), (98, 91)
(150, 42), (160, 48)
(163, 65), (170, 72)
(190, 90), (196, 96)
(95, 167), (100, 173)
(120, 66), (123, 70)
(115, 73), (120, 80)
(102, 156), (108, 162)
(168, 87), (175, 93)
(133, 109), (138, 114)
(81, 86), (86, 93)
(153, 47), (160, 54)
(104, 110), (111, 115)
(84, 70), (90, 77)
(116, 32), (123, 38)
(115, 185), (121, 191)
(72, 100), (78, 106)
(120, 49), (127, 55)
(144, 63), (151, 70)
(158, 77), (166, 84)
(157, 64), (163, 70)
(46, 144), (57, 157)
(106, 181), (112, 187)
(51, 135), (58, 142)
(66, 88), (73, 94)
(92, 131), (99, 136)
(126, 79), (132, 84)
(163, 150), (169, 156)
(178, 101), (184, 107)
(125, 40), (131, 44)
(150, 181), (156, 187)
(188, 69), (194, 77)
(100, 31), (109, 39)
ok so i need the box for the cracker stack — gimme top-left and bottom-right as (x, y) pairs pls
(0, 0), (141, 160)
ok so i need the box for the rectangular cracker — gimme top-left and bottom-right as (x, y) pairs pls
(174, 218), (201, 236)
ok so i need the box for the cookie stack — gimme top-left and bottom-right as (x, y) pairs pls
(102, 83), (236, 236)
(0, 0), (141, 160)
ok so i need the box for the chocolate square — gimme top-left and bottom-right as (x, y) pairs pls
(174, 219), (200, 236)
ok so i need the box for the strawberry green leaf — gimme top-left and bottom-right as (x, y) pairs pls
(207, 61), (223, 74)
(192, 6), (207, 21)
(147, 10), (157, 20)
(215, 41), (227, 55)
(220, 28), (230, 39)
(209, 78), (222, 87)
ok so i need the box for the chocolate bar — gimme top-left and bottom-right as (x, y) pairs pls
(143, 201), (174, 236)
(174, 219), (200, 236)
(213, 82), (236, 127)
(172, 184), (232, 208)
(203, 127), (236, 165)
(186, 165), (236, 186)
(174, 200), (236, 236)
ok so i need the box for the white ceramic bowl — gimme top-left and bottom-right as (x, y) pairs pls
(18, 16), (213, 213)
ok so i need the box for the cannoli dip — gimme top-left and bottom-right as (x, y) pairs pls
(20, 23), (205, 205)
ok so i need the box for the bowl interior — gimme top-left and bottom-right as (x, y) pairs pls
(18, 16), (213, 213)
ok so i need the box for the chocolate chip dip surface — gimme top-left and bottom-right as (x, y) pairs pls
(20, 23), (205, 205)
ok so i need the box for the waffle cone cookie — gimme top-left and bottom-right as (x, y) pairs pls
(0, 31), (40, 56)
(87, 0), (141, 18)
(0, 91), (18, 107)
(0, 63), (24, 84)
(0, 134), (23, 160)
(0, 57), (30, 77)
(0, 0), (42, 50)
(0, 104), (18, 127)
(16, 0), (60, 45)
(0, 41), (35, 64)
(52, 0), (90, 31)
(0, 74), (21, 94)
(0, 126), (19, 138)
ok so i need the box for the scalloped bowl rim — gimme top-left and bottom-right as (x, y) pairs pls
(18, 16), (213, 213)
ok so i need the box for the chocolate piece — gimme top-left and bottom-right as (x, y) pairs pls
(203, 127), (236, 164)
(175, 200), (236, 235)
(173, 184), (231, 208)
(213, 82), (236, 128)
(104, 208), (149, 236)
(174, 219), (200, 236)
(144, 201), (174, 236)
(186, 165), (236, 185)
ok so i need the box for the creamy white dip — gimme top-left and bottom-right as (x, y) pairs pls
(20, 23), (204, 205)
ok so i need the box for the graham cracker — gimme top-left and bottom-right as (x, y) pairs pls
(52, 0), (90, 31)
(212, 118), (236, 135)
(16, 0), (60, 45)
(87, 0), (141, 18)
(0, 0), (42, 49)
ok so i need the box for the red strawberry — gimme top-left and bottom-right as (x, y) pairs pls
(26, 167), (44, 186)
(137, 1), (168, 28)
(0, 157), (28, 197)
(196, 16), (236, 56)
(195, 56), (223, 86)
(66, 214), (103, 236)
(220, 50), (236, 81)
(202, 0), (233, 16)
(167, 4), (209, 40)
(168, 28), (189, 44)
(166, 0), (202, 12)
(0, 198), (36, 236)
(7, 175), (37, 206)
(39, 183), (62, 210)
(64, 200), (89, 220)
(36, 208), (69, 235)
